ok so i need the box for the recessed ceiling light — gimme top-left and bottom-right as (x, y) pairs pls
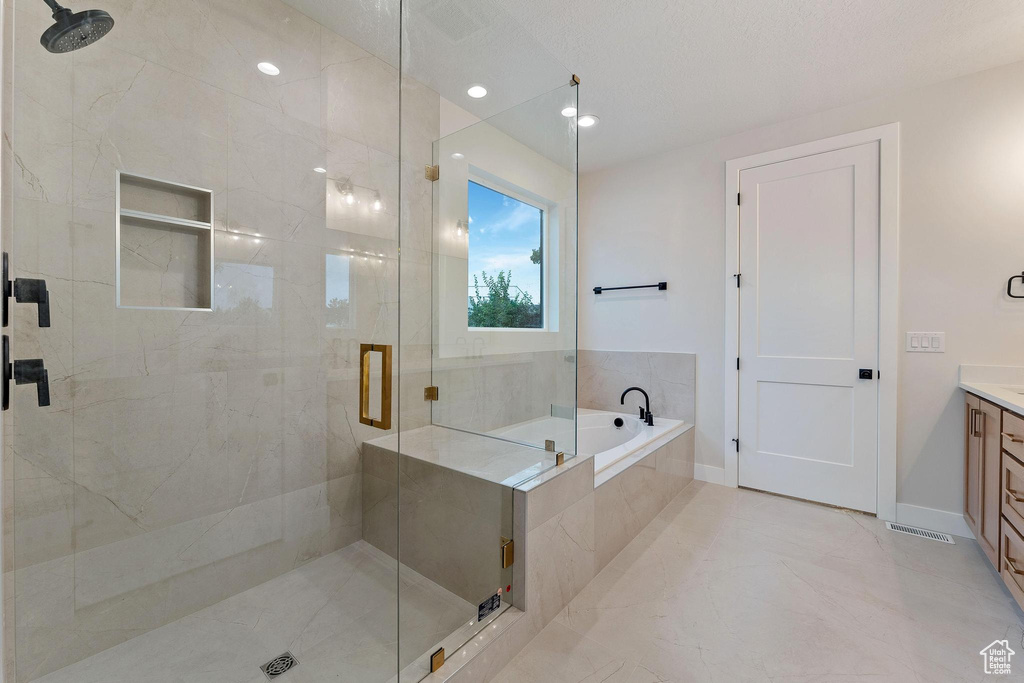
(451, 152), (465, 160)
(561, 106), (577, 118)
(577, 114), (600, 128)
(258, 62), (280, 76)
(313, 167), (327, 174)
(467, 85), (487, 99)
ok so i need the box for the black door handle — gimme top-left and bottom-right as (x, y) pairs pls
(859, 369), (874, 380)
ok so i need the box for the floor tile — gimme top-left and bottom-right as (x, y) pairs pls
(500, 482), (1024, 683)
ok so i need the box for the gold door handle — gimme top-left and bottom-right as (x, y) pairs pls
(1006, 488), (1024, 504)
(1003, 432), (1024, 444)
(1006, 556), (1024, 576)
(359, 343), (392, 430)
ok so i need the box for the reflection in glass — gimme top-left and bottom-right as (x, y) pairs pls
(213, 262), (274, 320)
(325, 252), (354, 328)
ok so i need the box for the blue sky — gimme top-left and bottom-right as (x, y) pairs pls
(467, 181), (543, 301)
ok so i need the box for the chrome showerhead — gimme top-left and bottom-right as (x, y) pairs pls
(40, 0), (114, 53)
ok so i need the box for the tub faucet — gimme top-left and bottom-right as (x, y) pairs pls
(620, 386), (654, 426)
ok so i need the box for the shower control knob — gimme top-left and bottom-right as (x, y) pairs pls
(3, 345), (50, 409)
(13, 278), (50, 328)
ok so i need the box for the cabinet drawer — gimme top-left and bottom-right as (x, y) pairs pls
(1004, 411), (1024, 462)
(1002, 515), (1024, 610)
(1004, 453), (1024, 534)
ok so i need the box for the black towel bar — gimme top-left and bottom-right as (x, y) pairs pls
(1008, 272), (1024, 299)
(593, 282), (667, 295)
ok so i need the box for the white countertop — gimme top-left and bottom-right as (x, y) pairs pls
(959, 381), (1024, 415)
(959, 366), (1024, 414)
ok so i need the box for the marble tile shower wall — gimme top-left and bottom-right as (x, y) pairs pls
(4, 1), (436, 680)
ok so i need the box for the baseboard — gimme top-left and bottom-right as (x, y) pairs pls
(694, 463), (729, 486)
(896, 502), (974, 539)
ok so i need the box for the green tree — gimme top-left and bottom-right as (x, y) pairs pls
(325, 297), (351, 328)
(468, 270), (541, 328)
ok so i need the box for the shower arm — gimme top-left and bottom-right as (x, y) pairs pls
(42, 0), (65, 13)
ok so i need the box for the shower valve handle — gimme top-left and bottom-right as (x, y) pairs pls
(13, 278), (50, 328)
(2, 338), (50, 410)
(2, 252), (50, 328)
(12, 358), (50, 408)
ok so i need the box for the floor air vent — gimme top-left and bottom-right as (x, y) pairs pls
(885, 521), (954, 544)
(261, 652), (298, 680)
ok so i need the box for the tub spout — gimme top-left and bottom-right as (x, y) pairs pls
(620, 386), (654, 426)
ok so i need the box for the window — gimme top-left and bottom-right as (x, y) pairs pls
(467, 180), (543, 329)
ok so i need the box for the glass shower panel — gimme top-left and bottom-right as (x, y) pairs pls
(396, 0), (579, 678)
(5, 1), (403, 681)
(430, 85), (579, 456)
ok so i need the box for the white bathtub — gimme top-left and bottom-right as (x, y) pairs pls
(577, 410), (686, 481)
(490, 409), (688, 485)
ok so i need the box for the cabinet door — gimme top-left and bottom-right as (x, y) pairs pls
(979, 399), (1002, 566)
(965, 394), (982, 539)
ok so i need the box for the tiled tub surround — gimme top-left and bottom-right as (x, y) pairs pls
(594, 425), (694, 571)
(431, 351), (577, 438)
(4, 0), (437, 680)
(413, 423), (694, 682)
(577, 350), (696, 423)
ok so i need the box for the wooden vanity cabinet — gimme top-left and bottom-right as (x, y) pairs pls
(965, 391), (1024, 611)
(980, 400), (1002, 566)
(964, 394), (982, 540)
(964, 395), (1001, 566)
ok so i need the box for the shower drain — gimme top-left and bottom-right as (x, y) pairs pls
(260, 652), (299, 680)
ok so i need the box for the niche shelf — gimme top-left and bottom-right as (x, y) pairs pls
(116, 171), (214, 311)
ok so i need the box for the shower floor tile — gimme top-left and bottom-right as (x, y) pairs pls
(32, 541), (474, 683)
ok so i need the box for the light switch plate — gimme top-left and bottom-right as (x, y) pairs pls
(906, 332), (945, 353)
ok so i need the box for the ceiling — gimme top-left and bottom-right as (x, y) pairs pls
(502, 0), (1024, 171)
(286, 0), (1024, 172)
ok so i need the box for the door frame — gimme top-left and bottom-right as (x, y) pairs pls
(724, 123), (900, 521)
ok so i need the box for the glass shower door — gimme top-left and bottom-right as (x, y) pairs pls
(5, 1), (404, 681)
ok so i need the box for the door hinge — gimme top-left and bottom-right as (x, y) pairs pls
(734, 273), (741, 288)
(736, 357), (740, 370)
(424, 386), (439, 401)
(425, 164), (439, 182)
(500, 537), (514, 568)
(732, 438), (739, 453)
(737, 192), (741, 206)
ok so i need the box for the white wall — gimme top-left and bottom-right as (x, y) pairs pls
(580, 58), (1024, 516)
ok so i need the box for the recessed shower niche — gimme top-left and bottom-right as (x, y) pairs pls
(116, 171), (214, 310)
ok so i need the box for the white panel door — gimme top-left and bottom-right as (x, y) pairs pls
(738, 142), (879, 513)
